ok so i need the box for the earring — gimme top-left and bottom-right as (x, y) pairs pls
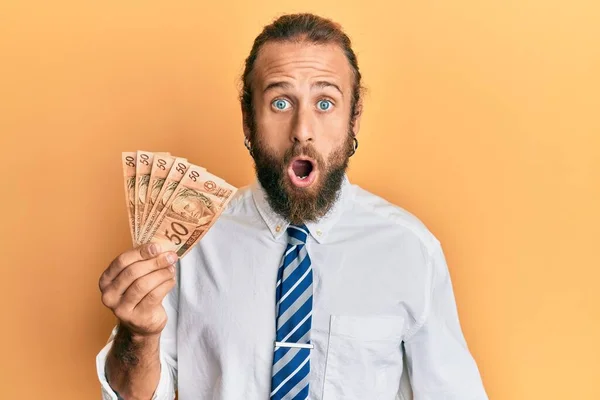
(349, 137), (359, 157)
(244, 137), (254, 157)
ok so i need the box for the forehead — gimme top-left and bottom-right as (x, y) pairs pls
(252, 41), (354, 92)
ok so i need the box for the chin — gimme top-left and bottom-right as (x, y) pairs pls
(284, 176), (321, 198)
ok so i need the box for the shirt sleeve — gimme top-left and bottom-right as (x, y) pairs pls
(95, 261), (180, 400)
(403, 241), (488, 399)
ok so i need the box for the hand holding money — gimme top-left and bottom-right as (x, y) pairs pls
(121, 151), (238, 258)
(99, 243), (177, 337)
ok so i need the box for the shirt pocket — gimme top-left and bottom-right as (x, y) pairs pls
(321, 315), (406, 400)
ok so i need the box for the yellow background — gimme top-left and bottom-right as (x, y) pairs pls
(1, 1), (598, 399)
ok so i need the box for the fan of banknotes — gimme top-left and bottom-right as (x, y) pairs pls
(121, 151), (238, 258)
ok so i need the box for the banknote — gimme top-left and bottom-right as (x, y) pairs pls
(141, 154), (179, 228)
(139, 157), (190, 244)
(149, 164), (237, 257)
(122, 150), (237, 256)
(134, 150), (155, 244)
(121, 152), (137, 244)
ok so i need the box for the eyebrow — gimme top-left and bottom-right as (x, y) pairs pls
(263, 81), (293, 94)
(263, 80), (344, 97)
(312, 81), (343, 96)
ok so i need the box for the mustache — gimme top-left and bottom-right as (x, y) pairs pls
(283, 143), (324, 166)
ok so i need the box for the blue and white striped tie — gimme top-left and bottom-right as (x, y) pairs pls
(270, 224), (313, 400)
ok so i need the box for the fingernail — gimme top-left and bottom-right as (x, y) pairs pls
(149, 243), (159, 256)
(167, 253), (177, 264)
(169, 265), (175, 273)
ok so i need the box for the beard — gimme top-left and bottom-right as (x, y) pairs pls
(251, 131), (354, 225)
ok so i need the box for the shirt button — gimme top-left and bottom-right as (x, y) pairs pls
(276, 225), (281, 232)
(316, 230), (322, 236)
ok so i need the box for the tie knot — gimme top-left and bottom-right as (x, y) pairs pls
(287, 224), (309, 245)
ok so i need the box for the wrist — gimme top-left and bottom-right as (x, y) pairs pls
(116, 323), (161, 346)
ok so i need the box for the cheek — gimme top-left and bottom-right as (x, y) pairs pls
(318, 106), (350, 134)
(256, 108), (291, 138)
(316, 116), (350, 151)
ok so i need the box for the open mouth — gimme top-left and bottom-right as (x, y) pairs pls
(287, 157), (318, 188)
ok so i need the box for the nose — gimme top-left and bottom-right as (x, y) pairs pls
(290, 105), (314, 145)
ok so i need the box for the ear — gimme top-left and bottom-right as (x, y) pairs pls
(350, 100), (363, 137)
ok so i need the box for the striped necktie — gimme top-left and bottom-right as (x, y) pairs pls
(270, 224), (313, 400)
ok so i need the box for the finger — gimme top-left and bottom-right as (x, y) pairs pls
(136, 277), (177, 309)
(101, 252), (177, 308)
(109, 251), (177, 297)
(99, 243), (162, 291)
(119, 266), (176, 310)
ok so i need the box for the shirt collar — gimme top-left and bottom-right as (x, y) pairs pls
(251, 175), (353, 244)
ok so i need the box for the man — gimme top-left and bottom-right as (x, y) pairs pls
(96, 13), (488, 400)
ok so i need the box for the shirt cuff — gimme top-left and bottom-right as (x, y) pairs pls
(95, 327), (176, 400)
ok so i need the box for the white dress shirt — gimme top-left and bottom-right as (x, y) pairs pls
(96, 176), (488, 399)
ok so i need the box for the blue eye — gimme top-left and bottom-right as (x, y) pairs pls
(317, 100), (332, 111)
(272, 99), (290, 111)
